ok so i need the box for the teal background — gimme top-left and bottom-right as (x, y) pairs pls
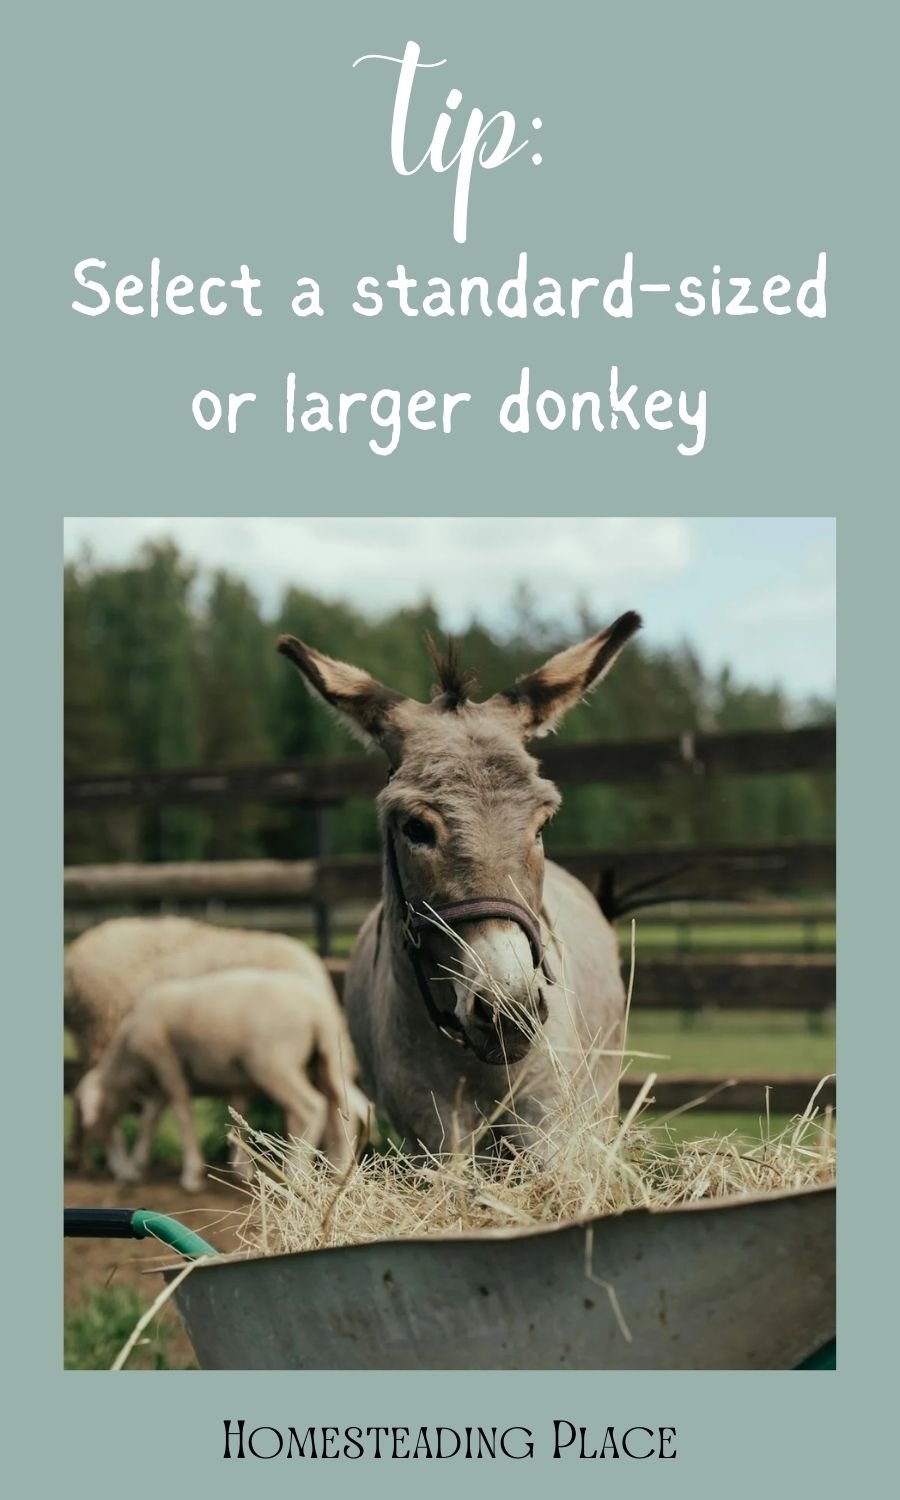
(4, 0), (893, 1493)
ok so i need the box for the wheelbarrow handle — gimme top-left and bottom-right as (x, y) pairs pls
(64, 1208), (138, 1239)
(64, 1207), (215, 1259)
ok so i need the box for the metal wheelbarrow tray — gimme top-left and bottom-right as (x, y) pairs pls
(169, 1183), (834, 1370)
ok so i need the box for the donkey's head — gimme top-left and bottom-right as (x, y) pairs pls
(278, 613), (641, 1064)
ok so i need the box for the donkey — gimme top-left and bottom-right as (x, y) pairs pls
(278, 611), (641, 1158)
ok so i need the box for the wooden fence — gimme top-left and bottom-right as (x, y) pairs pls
(63, 840), (835, 910)
(65, 724), (836, 810)
(64, 725), (836, 1115)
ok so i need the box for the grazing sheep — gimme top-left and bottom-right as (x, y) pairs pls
(77, 967), (370, 1192)
(65, 915), (340, 1174)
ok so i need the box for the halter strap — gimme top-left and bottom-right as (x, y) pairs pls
(406, 900), (555, 983)
(383, 828), (555, 1060)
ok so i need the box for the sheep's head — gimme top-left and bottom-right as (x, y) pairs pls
(75, 1066), (108, 1133)
(76, 1053), (148, 1137)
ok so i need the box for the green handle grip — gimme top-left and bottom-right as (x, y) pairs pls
(64, 1206), (216, 1260)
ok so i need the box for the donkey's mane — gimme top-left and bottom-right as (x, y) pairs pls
(424, 634), (476, 710)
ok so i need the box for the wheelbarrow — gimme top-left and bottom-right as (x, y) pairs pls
(65, 1183), (835, 1370)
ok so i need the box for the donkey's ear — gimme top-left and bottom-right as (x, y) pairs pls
(277, 636), (407, 756)
(495, 611), (642, 738)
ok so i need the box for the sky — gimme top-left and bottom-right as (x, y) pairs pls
(63, 516), (835, 702)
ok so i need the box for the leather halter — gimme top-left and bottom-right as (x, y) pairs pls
(384, 827), (556, 1062)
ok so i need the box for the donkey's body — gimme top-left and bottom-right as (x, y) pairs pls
(278, 610), (641, 1158)
(345, 858), (624, 1153)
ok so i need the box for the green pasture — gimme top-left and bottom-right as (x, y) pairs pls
(64, 1285), (187, 1371)
(627, 1008), (834, 1076)
(623, 919), (834, 951)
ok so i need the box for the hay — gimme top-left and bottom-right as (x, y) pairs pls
(231, 1092), (835, 1261)
(230, 922), (835, 1261)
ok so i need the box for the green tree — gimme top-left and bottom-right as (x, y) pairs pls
(81, 540), (203, 860)
(64, 563), (133, 861)
(195, 572), (276, 857)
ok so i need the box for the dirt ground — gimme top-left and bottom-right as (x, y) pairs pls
(64, 1169), (249, 1368)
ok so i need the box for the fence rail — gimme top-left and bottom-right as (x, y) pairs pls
(62, 898), (837, 947)
(318, 953), (835, 1013)
(64, 725), (835, 810)
(64, 839), (835, 910)
(593, 954), (835, 1011)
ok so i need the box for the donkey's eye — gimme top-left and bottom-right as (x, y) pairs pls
(402, 816), (436, 848)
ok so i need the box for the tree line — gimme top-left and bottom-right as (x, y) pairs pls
(64, 540), (834, 866)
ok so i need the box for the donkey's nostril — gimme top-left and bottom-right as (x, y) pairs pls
(471, 990), (498, 1028)
(469, 988), (546, 1033)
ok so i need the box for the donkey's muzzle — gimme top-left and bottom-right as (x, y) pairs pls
(398, 871), (555, 1062)
(418, 897), (554, 1063)
(468, 987), (546, 1063)
(470, 984), (549, 1030)
(479, 977), (549, 1045)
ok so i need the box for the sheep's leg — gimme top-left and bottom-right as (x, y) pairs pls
(321, 1104), (356, 1174)
(227, 1090), (254, 1181)
(106, 1124), (143, 1183)
(285, 1092), (328, 1151)
(139, 1044), (206, 1194)
(320, 1081), (370, 1172)
(248, 1062), (329, 1174)
(128, 1096), (166, 1180)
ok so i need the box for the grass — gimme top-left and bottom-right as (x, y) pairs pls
(629, 921), (835, 951)
(627, 1008), (834, 1074)
(64, 1285), (190, 1370)
(658, 1110), (795, 1142)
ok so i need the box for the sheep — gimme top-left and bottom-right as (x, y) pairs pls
(65, 915), (343, 1175)
(76, 966), (371, 1192)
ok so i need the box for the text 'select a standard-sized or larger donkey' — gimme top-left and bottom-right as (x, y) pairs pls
(278, 612), (642, 1156)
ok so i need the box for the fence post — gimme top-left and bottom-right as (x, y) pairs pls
(314, 805), (332, 957)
